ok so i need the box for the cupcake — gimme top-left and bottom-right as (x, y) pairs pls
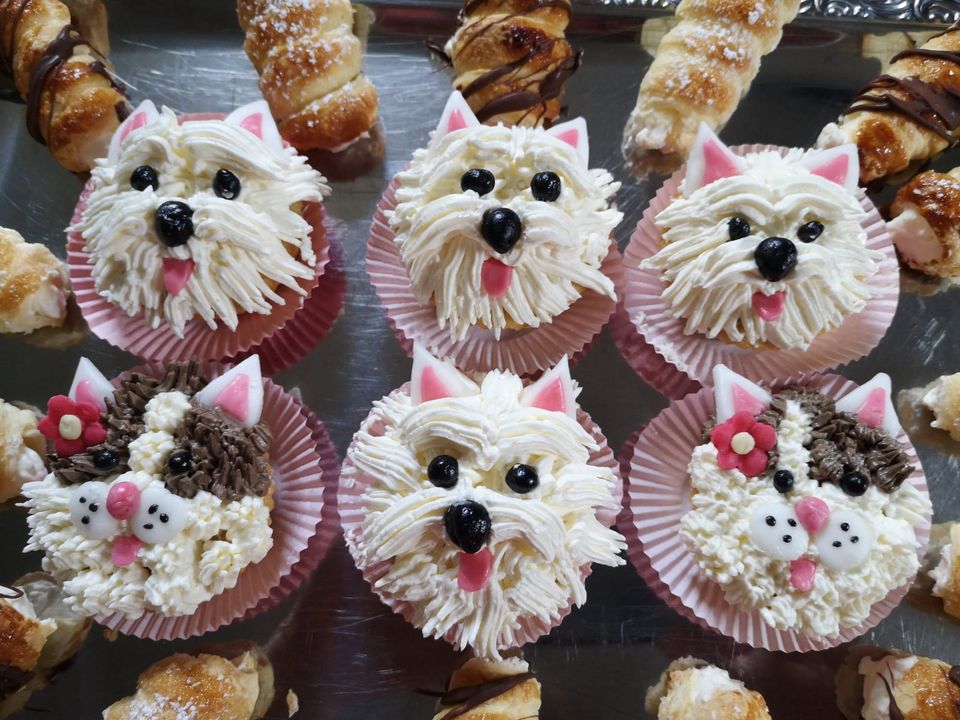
(340, 345), (625, 659)
(21, 355), (328, 634)
(368, 92), (623, 374)
(68, 99), (332, 360)
(625, 365), (932, 649)
(621, 124), (898, 384)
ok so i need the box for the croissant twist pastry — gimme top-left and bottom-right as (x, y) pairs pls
(622, 0), (800, 164)
(818, 25), (960, 185)
(645, 657), (772, 720)
(238, 0), (379, 153)
(0, 0), (128, 172)
(0, 399), (45, 503)
(887, 167), (960, 277)
(0, 227), (69, 336)
(444, 0), (581, 128)
(431, 657), (541, 720)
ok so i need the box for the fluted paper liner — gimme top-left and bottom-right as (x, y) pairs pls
(621, 374), (931, 652)
(337, 383), (621, 655)
(622, 144), (899, 385)
(367, 178), (621, 375)
(97, 365), (332, 640)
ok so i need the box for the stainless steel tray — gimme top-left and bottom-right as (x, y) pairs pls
(1, 2), (959, 718)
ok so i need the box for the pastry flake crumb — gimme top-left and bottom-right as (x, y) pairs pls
(287, 689), (299, 717)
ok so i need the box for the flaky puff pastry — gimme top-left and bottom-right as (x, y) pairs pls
(818, 26), (960, 185)
(622, 0), (799, 164)
(0, 227), (69, 336)
(0, 400), (45, 503)
(444, 0), (580, 128)
(238, 0), (378, 153)
(921, 373), (960, 442)
(889, 168), (960, 278)
(645, 658), (772, 720)
(432, 657), (540, 720)
(929, 523), (960, 620)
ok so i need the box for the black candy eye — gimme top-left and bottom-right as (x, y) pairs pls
(505, 463), (539, 494)
(797, 220), (824, 243)
(130, 165), (159, 192)
(460, 169), (495, 196)
(92, 449), (119, 470)
(773, 470), (794, 494)
(213, 169), (241, 200)
(728, 216), (751, 241)
(167, 451), (191, 473)
(530, 172), (562, 202)
(840, 471), (869, 497)
(428, 455), (459, 488)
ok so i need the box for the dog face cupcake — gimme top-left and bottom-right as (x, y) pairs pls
(343, 346), (625, 659)
(72, 100), (329, 337)
(388, 93), (621, 342)
(644, 125), (880, 351)
(22, 356), (274, 618)
(681, 366), (931, 639)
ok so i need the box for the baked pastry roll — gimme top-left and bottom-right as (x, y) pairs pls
(621, 0), (800, 164)
(921, 373), (960, 441)
(238, 0), (379, 153)
(923, 522), (960, 620)
(818, 25), (960, 185)
(444, 0), (580, 128)
(0, 399), (45, 503)
(645, 657), (772, 720)
(432, 657), (540, 720)
(0, 227), (70, 336)
(0, 0), (129, 172)
(888, 168), (960, 278)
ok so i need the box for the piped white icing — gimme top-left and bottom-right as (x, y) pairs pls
(858, 655), (919, 720)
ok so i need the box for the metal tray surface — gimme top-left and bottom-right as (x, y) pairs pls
(0, 2), (959, 718)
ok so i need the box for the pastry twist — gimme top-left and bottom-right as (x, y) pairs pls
(622, 0), (800, 162)
(238, 0), (379, 152)
(444, 0), (580, 128)
(0, 0), (128, 173)
(818, 25), (960, 184)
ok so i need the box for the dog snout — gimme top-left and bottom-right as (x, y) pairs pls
(754, 236), (798, 282)
(444, 500), (492, 554)
(481, 207), (522, 255)
(155, 200), (194, 248)
(795, 496), (830, 533)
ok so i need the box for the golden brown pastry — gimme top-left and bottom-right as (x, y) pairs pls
(0, 0), (128, 173)
(0, 227), (69, 336)
(920, 373), (960, 441)
(443, 0), (580, 128)
(645, 657), (772, 720)
(0, 399), (45, 503)
(432, 657), (540, 720)
(104, 644), (274, 720)
(888, 168), (960, 277)
(622, 0), (800, 164)
(238, 0), (379, 153)
(926, 522), (960, 619)
(818, 25), (960, 185)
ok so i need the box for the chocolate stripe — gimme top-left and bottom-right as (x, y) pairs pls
(439, 672), (535, 719)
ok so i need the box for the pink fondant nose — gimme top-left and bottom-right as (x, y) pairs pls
(795, 496), (830, 533)
(106, 482), (140, 520)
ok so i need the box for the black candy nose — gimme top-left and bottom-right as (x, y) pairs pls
(481, 208), (522, 254)
(754, 237), (798, 282)
(154, 201), (194, 247)
(444, 500), (492, 554)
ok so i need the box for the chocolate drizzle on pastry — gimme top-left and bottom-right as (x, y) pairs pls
(437, 671), (536, 719)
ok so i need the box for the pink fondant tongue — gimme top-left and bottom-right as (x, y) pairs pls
(458, 547), (493, 592)
(162, 258), (195, 296)
(790, 558), (817, 592)
(112, 535), (143, 567)
(481, 258), (513, 298)
(752, 291), (786, 322)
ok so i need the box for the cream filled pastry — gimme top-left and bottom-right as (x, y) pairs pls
(928, 522), (960, 619)
(0, 400), (46, 503)
(644, 657), (772, 720)
(643, 124), (879, 350)
(72, 99), (329, 337)
(343, 345), (625, 659)
(921, 372), (960, 442)
(681, 366), (930, 638)
(21, 356), (274, 618)
(388, 92), (621, 342)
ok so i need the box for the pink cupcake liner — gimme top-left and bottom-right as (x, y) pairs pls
(622, 144), (900, 386)
(337, 383), (621, 655)
(68, 113), (334, 364)
(367, 178), (621, 376)
(622, 374), (932, 652)
(97, 364), (332, 640)
(609, 302), (701, 400)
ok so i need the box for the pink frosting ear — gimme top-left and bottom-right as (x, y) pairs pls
(194, 355), (264, 427)
(712, 364), (772, 423)
(68, 357), (115, 412)
(108, 99), (158, 163)
(410, 344), (477, 405)
(682, 123), (745, 195)
(224, 100), (284, 151)
(800, 145), (859, 194)
(546, 117), (589, 165)
(835, 373), (901, 437)
(520, 356), (576, 419)
(434, 92), (481, 142)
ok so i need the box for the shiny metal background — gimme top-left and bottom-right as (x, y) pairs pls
(1, 2), (959, 718)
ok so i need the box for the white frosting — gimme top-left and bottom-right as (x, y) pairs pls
(681, 398), (930, 637)
(74, 106), (330, 337)
(858, 654), (919, 720)
(344, 371), (625, 659)
(888, 206), (943, 265)
(389, 123), (621, 341)
(644, 149), (880, 350)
